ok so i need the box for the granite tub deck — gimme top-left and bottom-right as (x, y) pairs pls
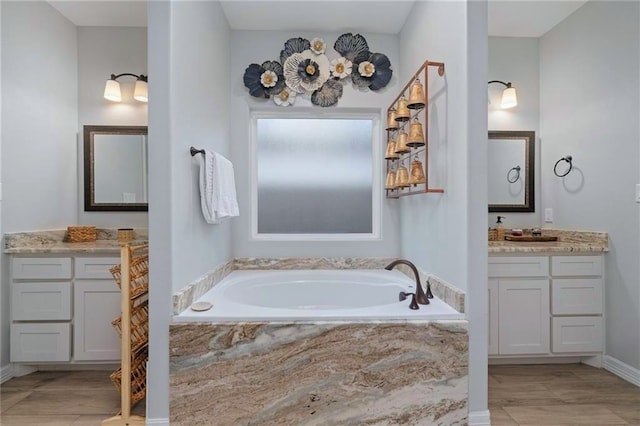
(170, 321), (468, 425)
(173, 257), (466, 315)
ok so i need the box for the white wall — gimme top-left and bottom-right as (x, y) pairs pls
(147, 0), (232, 422)
(0, 1), (3, 375)
(399, 0), (488, 419)
(540, 1), (640, 371)
(1, 1), (78, 367)
(77, 26), (148, 228)
(230, 30), (401, 258)
(488, 36), (541, 228)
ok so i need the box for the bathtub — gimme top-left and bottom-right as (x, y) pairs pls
(175, 269), (464, 322)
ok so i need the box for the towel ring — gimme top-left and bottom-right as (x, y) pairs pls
(554, 155), (573, 177)
(507, 166), (521, 183)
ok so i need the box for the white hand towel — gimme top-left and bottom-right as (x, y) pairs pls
(198, 150), (239, 224)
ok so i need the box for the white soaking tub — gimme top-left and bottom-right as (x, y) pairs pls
(175, 269), (464, 322)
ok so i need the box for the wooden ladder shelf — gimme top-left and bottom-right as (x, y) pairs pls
(103, 243), (149, 426)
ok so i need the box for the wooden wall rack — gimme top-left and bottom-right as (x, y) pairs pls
(385, 60), (445, 199)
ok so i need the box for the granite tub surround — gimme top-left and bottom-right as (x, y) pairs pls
(170, 321), (468, 425)
(173, 260), (235, 314)
(428, 274), (465, 313)
(172, 257), (467, 315)
(232, 257), (397, 270)
(4, 228), (148, 254)
(489, 229), (608, 254)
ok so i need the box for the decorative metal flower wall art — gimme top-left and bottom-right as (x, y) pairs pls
(243, 33), (392, 107)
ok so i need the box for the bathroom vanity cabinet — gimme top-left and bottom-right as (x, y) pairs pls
(488, 253), (604, 361)
(10, 255), (121, 364)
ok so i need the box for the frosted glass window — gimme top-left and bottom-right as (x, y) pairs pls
(256, 118), (373, 235)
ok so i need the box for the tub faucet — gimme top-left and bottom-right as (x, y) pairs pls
(385, 259), (434, 309)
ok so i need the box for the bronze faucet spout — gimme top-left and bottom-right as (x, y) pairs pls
(385, 259), (431, 305)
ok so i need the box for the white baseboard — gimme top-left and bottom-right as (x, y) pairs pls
(145, 418), (169, 426)
(604, 355), (640, 387)
(468, 409), (491, 426)
(1, 364), (14, 384)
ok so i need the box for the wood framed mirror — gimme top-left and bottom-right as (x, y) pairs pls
(488, 130), (535, 213)
(83, 125), (148, 212)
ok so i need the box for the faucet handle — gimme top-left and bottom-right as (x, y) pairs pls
(425, 280), (434, 299)
(399, 291), (420, 310)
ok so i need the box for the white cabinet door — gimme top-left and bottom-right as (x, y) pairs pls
(12, 257), (71, 279)
(75, 257), (120, 279)
(552, 278), (603, 315)
(498, 279), (550, 355)
(11, 282), (72, 321)
(552, 317), (603, 353)
(551, 256), (602, 277)
(489, 256), (549, 278)
(74, 280), (121, 361)
(488, 279), (499, 355)
(11, 323), (71, 362)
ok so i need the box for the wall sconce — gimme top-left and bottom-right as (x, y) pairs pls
(104, 73), (148, 103)
(488, 80), (517, 109)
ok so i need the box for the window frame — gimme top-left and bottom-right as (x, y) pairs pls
(250, 109), (382, 241)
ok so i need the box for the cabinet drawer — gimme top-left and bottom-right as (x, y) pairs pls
(11, 282), (72, 321)
(551, 256), (602, 277)
(489, 256), (549, 277)
(12, 257), (71, 280)
(552, 317), (603, 353)
(75, 257), (120, 279)
(10, 323), (71, 362)
(552, 279), (603, 315)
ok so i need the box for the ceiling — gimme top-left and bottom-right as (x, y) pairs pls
(48, 0), (148, 27)
(47, 0), (588, 38)
(219, 1), (414, 34)
(488, 1), (587, 37)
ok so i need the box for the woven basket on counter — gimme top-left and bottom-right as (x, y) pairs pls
(488, 229), (497, 241)
(110, 347), (148, 406)
(66, 226), (96, 243)
(112, 301), (149, 354)
(109, 255), (149, 299)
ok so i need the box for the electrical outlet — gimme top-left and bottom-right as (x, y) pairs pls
(636, 184), (640, 203)
(544, 208), (553, 223)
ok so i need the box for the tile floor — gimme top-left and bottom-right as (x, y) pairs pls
(1, 364), (638, 425)
(490, 364), (640, 425)
(1, 370), (145, 425)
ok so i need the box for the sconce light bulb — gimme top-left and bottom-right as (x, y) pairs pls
(104, 79), (122, 102)
(501, 85), (518, 109)
(134, 79), (148, 103)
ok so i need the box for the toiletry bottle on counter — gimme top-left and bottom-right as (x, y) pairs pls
(495, 216), (506, 240)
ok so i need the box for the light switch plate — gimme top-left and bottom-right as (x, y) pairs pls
(545, 208), (553, 223)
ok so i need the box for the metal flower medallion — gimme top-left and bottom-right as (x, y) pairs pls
(243, 33), (392, 107)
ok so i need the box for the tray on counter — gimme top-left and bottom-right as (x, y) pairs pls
(505, 235), (558, 242)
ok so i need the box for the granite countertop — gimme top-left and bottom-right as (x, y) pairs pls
(4, 229), (148, 254)
(489, 229), (608, 254)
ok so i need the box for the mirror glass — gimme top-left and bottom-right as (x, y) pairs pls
(488, 130), (535, 212)
(253, 117), (377, 237)
(84, 125), (148, 211)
